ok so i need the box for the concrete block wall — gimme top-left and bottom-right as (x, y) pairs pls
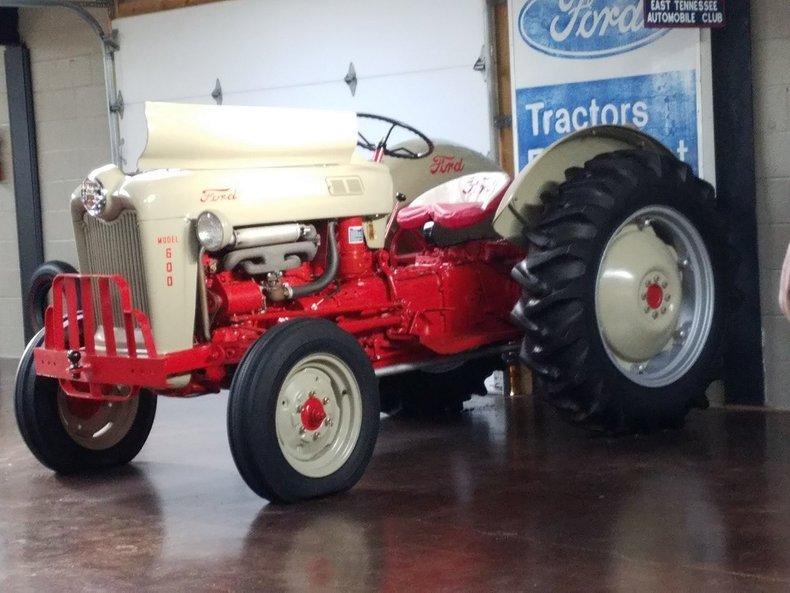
(0, 8), (110, 359)
(0, 47), (24, 359)
(20, 7), (111, 268)
(753, 0), (790, 408)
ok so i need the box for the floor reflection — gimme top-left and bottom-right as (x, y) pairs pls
(0, 376), (789, 592)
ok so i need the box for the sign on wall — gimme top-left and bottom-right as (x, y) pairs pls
(510, 0), (708, 174)
(645, 0), (726, 28)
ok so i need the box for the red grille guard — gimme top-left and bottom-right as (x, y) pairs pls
(34, 274), (210, 400)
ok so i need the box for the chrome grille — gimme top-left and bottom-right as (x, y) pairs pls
(81, 210), (150, 316)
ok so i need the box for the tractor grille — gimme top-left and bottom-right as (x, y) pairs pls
(81, 210), (150, 317)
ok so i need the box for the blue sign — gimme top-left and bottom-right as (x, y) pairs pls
(515, 70), (699, 171)
(518, 0), (669, 59)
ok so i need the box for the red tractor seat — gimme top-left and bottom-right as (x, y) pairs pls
(397, 172), (511, 231)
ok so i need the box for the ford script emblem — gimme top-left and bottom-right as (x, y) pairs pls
(518, 0), (670, 59)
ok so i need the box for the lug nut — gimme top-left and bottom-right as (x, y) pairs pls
(652, 311), (659, 319)
(641, 292), (647, 301)
(296, 405), (302, 413)
(644, 306), (650, 313)
(661, 306), (667, 314)
(312, 431), (321, 441)
(298, 426), (305, 434)
(322, 397), (330, 405)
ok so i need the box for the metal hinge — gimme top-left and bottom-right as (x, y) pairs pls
(109, 90), (124, 118)
(494, 114), (512, 129)
(473, 45), (487, 79)
(211, 78), (223, 105)
(344, 62), (358, 97)
(102, 29), (119, 54)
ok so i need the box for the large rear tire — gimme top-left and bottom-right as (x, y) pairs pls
(14, 330), (157, 473)
(227, 319), (380, 503)
(511, 150), (727, 433)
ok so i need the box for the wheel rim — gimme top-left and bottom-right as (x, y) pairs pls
(275, 353), (363, 478)
(595, 205), (715, 388)
(57, 390), (139, 450)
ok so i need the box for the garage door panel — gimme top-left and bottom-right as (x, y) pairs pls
(115, 0), (487, 105)
(120, 66), (490, 169)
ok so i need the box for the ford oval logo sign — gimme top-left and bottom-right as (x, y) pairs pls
(518, 0), (670, 59)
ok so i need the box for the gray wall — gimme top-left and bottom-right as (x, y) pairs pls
(0, 8), (109, 358)
(0, 47), (23, 359)
(753, 0), (790, 408)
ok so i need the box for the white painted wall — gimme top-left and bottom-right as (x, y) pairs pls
(753, 0), (790, 408)
(114, 0), (491, 171)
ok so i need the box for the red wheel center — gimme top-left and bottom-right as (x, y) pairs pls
(300, 396), (327, 431)
(646, 283), (664, 310)
(65, 396), (103, 420)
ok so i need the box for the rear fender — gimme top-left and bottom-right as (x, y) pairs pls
(492, 125), (674, 246)
(382, 140), (503, 205)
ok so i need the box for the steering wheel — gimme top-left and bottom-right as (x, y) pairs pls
(356, 113), (434, 159)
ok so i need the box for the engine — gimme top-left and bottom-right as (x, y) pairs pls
(196, 211), (521, 376)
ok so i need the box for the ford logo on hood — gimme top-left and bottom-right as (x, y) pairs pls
(518, 0), (669, 59)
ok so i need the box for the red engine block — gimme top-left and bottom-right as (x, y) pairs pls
(201, 219), (524, 391)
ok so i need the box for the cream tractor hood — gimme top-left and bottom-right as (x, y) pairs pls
(137, 101), (359, 170)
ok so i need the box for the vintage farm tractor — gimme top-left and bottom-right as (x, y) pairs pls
(15, 103), (726, 502)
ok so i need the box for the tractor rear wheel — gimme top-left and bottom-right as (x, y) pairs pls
(227, 319), (379, 503)
(511, 149), (727, 433)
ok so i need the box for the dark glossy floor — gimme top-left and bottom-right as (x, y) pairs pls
(1, 360), (789, 593)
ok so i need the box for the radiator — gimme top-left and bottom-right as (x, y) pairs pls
(80, 210), (150, 318)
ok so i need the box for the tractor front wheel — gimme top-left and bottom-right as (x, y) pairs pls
(227, 319), (380, 503)
(15, 330), (157, 473)
(511, 149), (727, 433)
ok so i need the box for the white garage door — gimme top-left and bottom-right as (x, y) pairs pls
(114, 0), (492, 170)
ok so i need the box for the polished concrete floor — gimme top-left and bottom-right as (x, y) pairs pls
(1, 360), (789, 593)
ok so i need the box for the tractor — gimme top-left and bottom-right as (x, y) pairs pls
(15, 102), (726, 502)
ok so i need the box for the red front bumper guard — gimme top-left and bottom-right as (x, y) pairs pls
(34, 274), (211, 400)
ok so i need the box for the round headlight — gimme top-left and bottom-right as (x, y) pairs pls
(80, 177), (106, 217)
(196, 211), (233, 251)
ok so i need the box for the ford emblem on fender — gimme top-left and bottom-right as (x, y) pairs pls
(518, 0), (670, 59)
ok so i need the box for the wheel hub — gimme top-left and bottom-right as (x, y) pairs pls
(274, 352), (364, 478)
(596, 222), (683, 362)
(300, 395), (327, 431)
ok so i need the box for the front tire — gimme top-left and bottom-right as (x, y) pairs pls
(227, 319), (380, 503)
(26, 260), (77, 332)
(14, 330), (157, 473)
(511, 150), (727, 432)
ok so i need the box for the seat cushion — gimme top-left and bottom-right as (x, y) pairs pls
(396, 172), (510, 231)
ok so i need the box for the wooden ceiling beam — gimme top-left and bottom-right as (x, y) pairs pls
(115, 0), (228, 18)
